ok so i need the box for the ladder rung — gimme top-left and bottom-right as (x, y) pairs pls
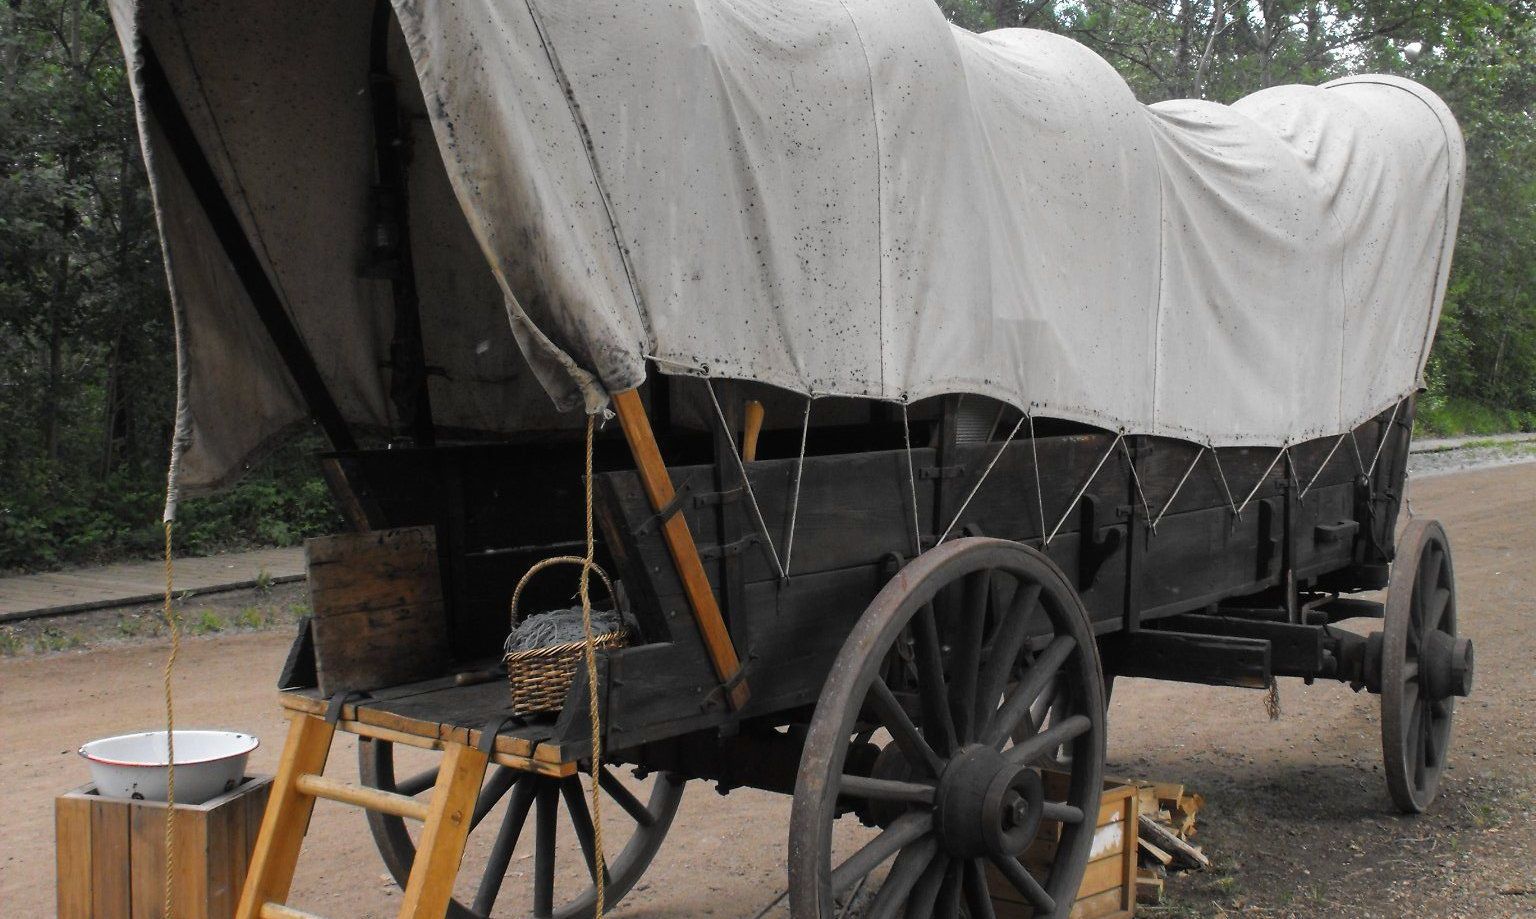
(260, 903), (326, 919)
(294, 773), (431, 821)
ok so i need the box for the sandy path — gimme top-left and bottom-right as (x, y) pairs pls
(1, 464), (1532, 918)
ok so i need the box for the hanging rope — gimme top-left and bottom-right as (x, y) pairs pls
(161, 519), (180, 917)
(705, 381), (786, 580)
(937, 414), (1026, 545)
(901, 401), (922, 557)
(782, 396), (814, 577)
(576, 414), (608, 916)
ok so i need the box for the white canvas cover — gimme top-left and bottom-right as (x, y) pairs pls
(108, 0), (1463, 496)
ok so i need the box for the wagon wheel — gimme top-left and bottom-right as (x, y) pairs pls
(358, 738), (685, 918)
(1381, 518), (1472, 814)
(790, 537), (1107, 919)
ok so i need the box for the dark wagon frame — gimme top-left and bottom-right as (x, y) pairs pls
(132, 13), (1472, 917)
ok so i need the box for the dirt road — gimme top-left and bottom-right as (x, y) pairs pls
(2, 464), (1532, 918)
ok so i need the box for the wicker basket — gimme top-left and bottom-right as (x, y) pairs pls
(503, 557), (628, 713)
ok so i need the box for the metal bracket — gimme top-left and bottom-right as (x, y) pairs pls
(699, 534), (760, 561)
(917, 465), (967, 480)
(635, 479), (743, 537)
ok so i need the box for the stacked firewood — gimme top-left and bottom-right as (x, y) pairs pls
(1130, 782), (1208, 906)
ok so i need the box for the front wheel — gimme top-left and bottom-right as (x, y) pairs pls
(789, 538), (1107, 919)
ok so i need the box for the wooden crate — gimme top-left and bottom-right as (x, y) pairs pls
(56, 776), (272, 919)
(988, 777), (1139, 919)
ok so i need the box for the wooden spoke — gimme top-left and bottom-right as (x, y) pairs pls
(470, 765), (518, 831)
(1041, 801), (1084, 825)
(912, 603), (959, 757)
(1027, 675), (1062, 736)
(870, 677), (944, 778)
(963, 859), (999, 919)
(1426, 586), (1451, 635)
(533, 783), (559, 918)
(598, 766), (657, 827)
(974, 583), (1042, 733)
(840, 774), (936, 805)
(830, 811), (934, 895)
(471, 777), (536, 915)
(905, 854), (950, 919)
(1004, 714), (1092, 766)
(560, 777), (609, 886)
(989, 854), (1055, 914)
(935, 862), (962, 919)
(984, 635), (1076, 748)
(950, 570), (992, 743)
(864, 839), (939, 919)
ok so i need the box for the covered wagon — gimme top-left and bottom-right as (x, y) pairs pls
(108, 1), (1469, 917)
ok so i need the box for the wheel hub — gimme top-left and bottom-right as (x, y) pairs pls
(934, 744), (1043, 859)
(1421, 630), (1474, 700)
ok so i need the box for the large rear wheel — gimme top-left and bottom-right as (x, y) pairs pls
(789, 537), (1107, 919)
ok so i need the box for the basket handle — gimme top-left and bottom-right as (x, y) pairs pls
(509, 556), (617, 629)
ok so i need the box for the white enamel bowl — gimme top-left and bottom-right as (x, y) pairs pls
(79, 730), (259, 804)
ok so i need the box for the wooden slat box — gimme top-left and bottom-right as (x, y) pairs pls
(56, 775), (272, 919)
(988, 777), (1139, 919)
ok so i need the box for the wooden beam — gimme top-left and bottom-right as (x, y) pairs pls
(611, 388), (750, 710)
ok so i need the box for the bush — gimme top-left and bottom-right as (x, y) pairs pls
(1414, 396), (1536, 438)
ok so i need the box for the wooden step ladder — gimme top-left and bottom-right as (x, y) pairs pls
(235, 711), (491, 919)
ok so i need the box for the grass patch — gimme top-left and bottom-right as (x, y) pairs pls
(32, 626), (83, 653)
(1415, 397), (1536, 438)
(0, 627), (21, 656)
(188, 610), (223, 635)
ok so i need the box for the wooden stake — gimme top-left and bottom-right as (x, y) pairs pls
(611, 388), (750, 710)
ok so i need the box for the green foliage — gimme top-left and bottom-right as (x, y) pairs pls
(1414, 396), (1536, 437)
(188, 610), (223, 635)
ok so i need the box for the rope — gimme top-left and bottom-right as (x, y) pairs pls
(1027, 411), (1047, 542)
(1298, 433), (1347, 502)
(1119, 436), (1154, 524)
(1234, 446), (1287, 518)
(1366, 400), (1402, 478)
(577, 415), (608, 916)
(705, 381), (786, 580)
(901, 402), (922, 556)
(1151, 446), (1204, 532)
(782, 396), (813, 577)
(937, 414), (1026, 545)
(1045, 434), (1122, 546)
(1208, 447), (1240, 517)
(161, 520), (180, 916)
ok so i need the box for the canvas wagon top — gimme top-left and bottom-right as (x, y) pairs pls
(108, 0), (1463, 497)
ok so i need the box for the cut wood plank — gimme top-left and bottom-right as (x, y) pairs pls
(55, 793), (92, 919)
(1138, 836), (1174, 866)
(1139, 813), (1211, 870)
